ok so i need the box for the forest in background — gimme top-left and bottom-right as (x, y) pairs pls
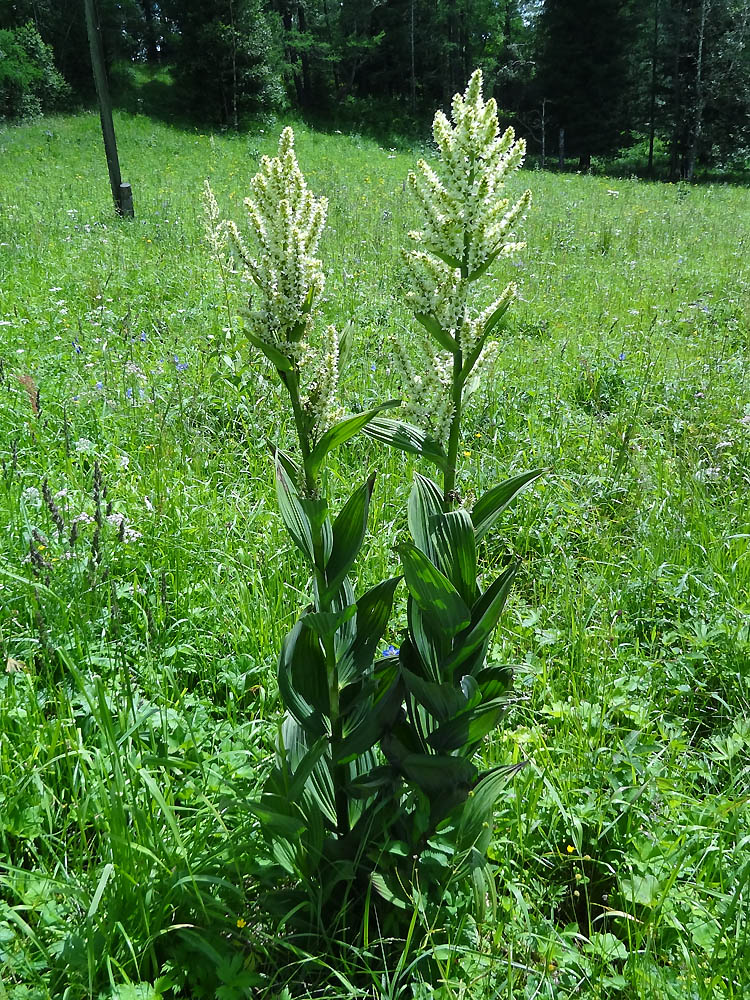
(1, 1), (750, 179)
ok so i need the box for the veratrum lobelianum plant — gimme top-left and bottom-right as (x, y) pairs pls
(205, 72), (545, 965)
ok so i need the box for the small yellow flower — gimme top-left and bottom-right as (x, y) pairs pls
(566, 844), (575, 854)
(475, 432), (481, 438)
(236, 917), (246, 929)
(463, 450), (472, 457)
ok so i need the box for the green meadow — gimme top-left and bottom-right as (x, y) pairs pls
(0, 110), (749, 999)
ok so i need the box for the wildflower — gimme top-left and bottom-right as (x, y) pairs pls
(95, 381), (103, 390)
(126, 387), (133, 400)
(236, 917), (247, 929)
(74, 438), (94, 454)
(393, 69), (530, 444)
(205, 129), (343, 449)
(382, 644), (399, 658)
(566, 844), (575, 854)
(618, 352), (626, 361)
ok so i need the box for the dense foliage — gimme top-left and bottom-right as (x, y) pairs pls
(0, 21), (69, 119)
(1, 1), (749, 176)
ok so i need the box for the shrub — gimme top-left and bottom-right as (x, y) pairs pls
(0, 21), (70, 121)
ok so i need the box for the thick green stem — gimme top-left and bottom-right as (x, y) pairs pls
(443, 357), (464, 507)
(280, 364), (349, 837)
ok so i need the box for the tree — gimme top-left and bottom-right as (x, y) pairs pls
(536, 0), (636, 168)
(161, 0), (285, 124)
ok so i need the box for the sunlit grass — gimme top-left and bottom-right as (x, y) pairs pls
(0, 109), (748, 999)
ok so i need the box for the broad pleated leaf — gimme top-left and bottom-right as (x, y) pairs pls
(323, 473), (375, 601)
(363, 417), (447, 471)
(415, 312), (459, 354)
(445, 562), (518, 674)
(248, 793), (306, 838)
(401, 667), (467, 723)
(303, 604), (357, 640)
(399, 542), (471, 637)
(307, 401), (399, 479)
(275, 459), (314, 563)
(407, 473), (444, 560)
(337, 576), (401, 687)
(472, 469), (546, 542)
(269, 442), (301, 485)
(401, 753), (477, 795)
(429, 508), (478, 605)
(457, 762), (528, 849)
(426, 698), (506, 752)
(277, 620), (327, 735)
(247, 330), (293, 371)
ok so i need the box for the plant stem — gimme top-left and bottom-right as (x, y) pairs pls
(280, 362), (349, 837)
(280, 367), (316, 497)
(443, 358), (464, 507)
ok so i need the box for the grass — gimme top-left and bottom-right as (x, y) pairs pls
(0, 107), (749, 999)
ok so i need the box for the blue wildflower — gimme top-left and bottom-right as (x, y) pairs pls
(126, 387), (133, 399)
(382, 644), (399, 658)
(95, 381), (103, 390)
(139, 331), (147, 342)
(618, 352), (626, 361)
(371, 363), (377, 371)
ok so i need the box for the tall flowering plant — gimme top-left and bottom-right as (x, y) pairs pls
(206, 77), (544, 956)
(367, 69), (535, 505)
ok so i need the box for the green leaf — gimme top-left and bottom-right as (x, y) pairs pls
(337, 576), (402, 688)
(407, 473), (444, 560)
(249, 793), (306, 839)
(457, 762), (527, 850)
(275, 459), (314, 563)
(286, 736), (329, 802)
(445, 563), (518, 675)
(246, 330), (293, 371)
(474, 663), (513, 700)
(347, 766), (395, 799)
(268, 442), (301, 485)
(472, 469), (546, 542)
(322, 473), (376, 602)
(426, 698), (507, 752)
(334, 661), (403, 763)
(401, 753), (477, 795)
(303, 604), (357, 640)
(299, 495), (332, 567)
(277, 620), (327, 735)
(429, 508), (478, 606)
(429, 247), (463, 270)
(406, 598), (449, 682)
(338, 319), (354, 372)
(363, 417), (447, 471)
(307, 401), (400, 479)
(399, 542), (471, 637)
(415, 312), (458, 354)
(401, 668), (467, 723)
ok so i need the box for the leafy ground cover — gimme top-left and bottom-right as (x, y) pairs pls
(0, 110), (748, 999)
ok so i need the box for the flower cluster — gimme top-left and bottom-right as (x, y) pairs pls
(204, 128), (342, 445)
(394, 69), (531, 437)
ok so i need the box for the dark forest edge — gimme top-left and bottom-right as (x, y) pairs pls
(2, 0), (749, 184)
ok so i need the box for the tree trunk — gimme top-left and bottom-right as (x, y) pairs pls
(685, 0), (708, 181)
(647, 0), (659, 175)
(558, 127), (565, 169)
(669, 0), (685, 180)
